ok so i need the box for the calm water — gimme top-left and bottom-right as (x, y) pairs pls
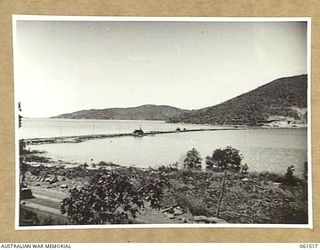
(20, 118), (230, 139)
(21, 118), (308, 176)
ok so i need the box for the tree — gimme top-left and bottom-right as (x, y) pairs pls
(183, 148), (202, 170)
(206, 146), (243, 217)
(61, 169), (168, 224)
(206, 147), (242, 172)
(205, 149), (224, 171)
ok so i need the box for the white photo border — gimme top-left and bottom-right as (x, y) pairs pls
(12, 15), (312, 230)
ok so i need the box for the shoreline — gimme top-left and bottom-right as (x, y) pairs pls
(20, 153), (308, 226)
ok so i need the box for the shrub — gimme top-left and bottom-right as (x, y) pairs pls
(205, 146), (243, 172)
(158, 165), (178, 173)
(61, 169), (169, 224)
(183, 148), (202, 170)
(205, 146), (243, 217)
(282, 165), (300, 186)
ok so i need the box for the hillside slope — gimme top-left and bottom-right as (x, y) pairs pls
(168, 75), (308, 125)
(53, 104), (190, 120)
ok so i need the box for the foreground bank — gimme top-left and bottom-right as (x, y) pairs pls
(19, 148), (308, 226)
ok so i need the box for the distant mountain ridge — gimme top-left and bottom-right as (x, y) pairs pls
(53, 104), (190, 120)
(53, 75), (307, 125)
(168, 74), (308, 125)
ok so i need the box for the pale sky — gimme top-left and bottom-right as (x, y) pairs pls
(14, 19), (307, 118)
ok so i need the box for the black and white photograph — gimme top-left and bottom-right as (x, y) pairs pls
(14, 16), (311, 228)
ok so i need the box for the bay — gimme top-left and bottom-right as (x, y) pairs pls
(21, 118), (308, 177)
(19, 118), (229, 139)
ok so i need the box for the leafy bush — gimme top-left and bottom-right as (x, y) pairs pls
(158, 165), (178, 173)
(205, 146), (243, 172)
(205, 146), (243, 217)
(183, 148), (202, 170)
(61, 169), (169, 224)
(280, 165), (302, 186)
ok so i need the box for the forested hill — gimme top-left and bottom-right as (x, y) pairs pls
(168, 75), (308, 125)
(53, 104), (190, 120)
